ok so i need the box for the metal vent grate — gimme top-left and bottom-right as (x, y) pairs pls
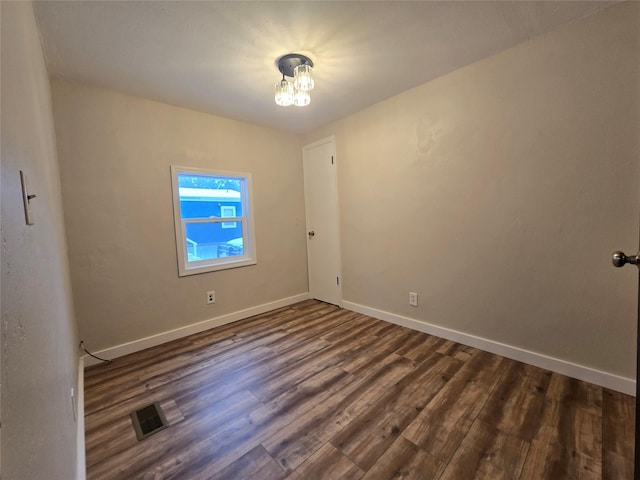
(130, 402), (169, 441)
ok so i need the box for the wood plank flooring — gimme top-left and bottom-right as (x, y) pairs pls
(84, 300), (635, 479)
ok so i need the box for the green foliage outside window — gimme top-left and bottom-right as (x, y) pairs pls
(178, 174), (241, 192)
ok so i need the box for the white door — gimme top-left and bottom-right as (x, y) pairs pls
(303, 136), (342, 306)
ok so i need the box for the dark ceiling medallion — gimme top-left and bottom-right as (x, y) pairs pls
(277, 53), (314, 78)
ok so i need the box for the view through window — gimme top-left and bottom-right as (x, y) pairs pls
(171, 166), (256, 276)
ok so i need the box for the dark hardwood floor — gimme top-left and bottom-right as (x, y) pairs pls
(84, 300), (634, 479)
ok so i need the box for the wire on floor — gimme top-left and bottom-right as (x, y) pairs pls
(80, 341), (112, 363)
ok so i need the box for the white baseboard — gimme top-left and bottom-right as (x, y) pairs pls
(76, 356), (86, 480)
(344, 301), (635, 396)
(81, 293), (634, 396)
(83, 293), (311, 367)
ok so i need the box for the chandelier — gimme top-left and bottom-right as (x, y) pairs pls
(274, 53), (315, 107)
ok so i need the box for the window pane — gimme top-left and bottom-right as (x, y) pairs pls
(178, 173), (243, 219)
(185, 221), (244, 262)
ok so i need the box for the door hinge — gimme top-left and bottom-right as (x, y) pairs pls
(331, 155), (334, 165)
(337, 276), (340, 285)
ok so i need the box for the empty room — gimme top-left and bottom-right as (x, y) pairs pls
(2, 1), (639, 479)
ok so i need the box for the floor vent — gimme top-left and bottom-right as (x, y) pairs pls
(130, 402), (169, 441)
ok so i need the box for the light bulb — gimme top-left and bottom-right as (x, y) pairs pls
(294, 64), (314, 91)
(293, 88), (310, 107)
(274, 78), (293, 106)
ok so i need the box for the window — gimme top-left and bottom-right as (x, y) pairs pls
(171, 166), (256, 276)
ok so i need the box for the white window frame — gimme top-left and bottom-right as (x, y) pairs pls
(171, 165), (257, 276)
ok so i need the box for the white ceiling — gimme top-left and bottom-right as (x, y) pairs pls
(34, 1), (618, 134)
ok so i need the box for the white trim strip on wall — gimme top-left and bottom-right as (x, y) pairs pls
(83, 293), (311, 367)
(82, 293), (635, 396)
(343, 301), (635, 396)
(76, 356), (86, 480)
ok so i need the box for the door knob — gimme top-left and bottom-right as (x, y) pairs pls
(308, 231), (315, 237)
(612, 250), (640, 268)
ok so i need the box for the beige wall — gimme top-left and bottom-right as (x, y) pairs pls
(1, 2), (80, 479)
(48, 1), (639, 384)
(306, 2), (640, 379)
(51, 81), (308, 351)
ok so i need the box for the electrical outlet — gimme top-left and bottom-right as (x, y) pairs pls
(207, 291), (215, 304)
(409, 292), (418, 307)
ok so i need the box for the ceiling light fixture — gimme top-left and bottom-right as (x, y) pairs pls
(274, 53), (314, 107)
